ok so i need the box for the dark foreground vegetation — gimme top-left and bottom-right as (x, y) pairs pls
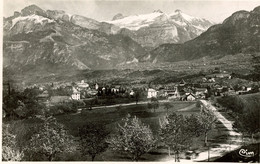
(214, 143), (260, 162)
(216, 93), (260, 139)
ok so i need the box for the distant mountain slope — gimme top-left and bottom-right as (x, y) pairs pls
(106, 10), (214, 48)
(6, 6), (213, 49)
(3, 5), (149, 73)
(151, 6), (260, 63)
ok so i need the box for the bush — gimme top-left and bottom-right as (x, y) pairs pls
(48, 102), (77, 116)
(216, 96), (244, 114)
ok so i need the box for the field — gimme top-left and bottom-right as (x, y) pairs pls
(4, 100), (230, 161)
(54, 101), (226, 161)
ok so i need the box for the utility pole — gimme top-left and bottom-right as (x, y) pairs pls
(208, 143), (210, 162)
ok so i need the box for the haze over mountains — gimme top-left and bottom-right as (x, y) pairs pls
(3, 4), (260, 75)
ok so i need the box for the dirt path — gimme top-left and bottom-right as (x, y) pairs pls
(177, 103), (196, 111)
(200, 100), (241, 136)
(192, 100), (242, 161)
(159, 99), (243, 162)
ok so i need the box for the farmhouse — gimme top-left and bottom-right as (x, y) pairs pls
(179, 79), (186, 87)
(129, 90), (135, 96)
(181, 93), (196, 101)
(169, 87), (181, 99)
(186, 93), (196, 101)
(36, 90), (49, 102)
(147, 88), (157, 98)
(71, 87), (80, 100)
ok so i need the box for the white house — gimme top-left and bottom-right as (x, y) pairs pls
(129, 90), (135, 96)
(147, 88), (157, 98)
(71, 87), (80, 100)
(95, 83), (99, 90)
(186, 93), (196, 101)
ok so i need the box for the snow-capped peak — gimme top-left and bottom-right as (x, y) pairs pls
(11, 14), (54, 29)
(106, 12), (165, 30)
(170, 9), (199, 21)
(106, 10), (214, 31)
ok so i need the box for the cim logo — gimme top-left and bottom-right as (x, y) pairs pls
(239, 149), (255, 158)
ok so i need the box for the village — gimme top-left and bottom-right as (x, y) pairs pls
(5, 68), (257, 113)
(3, 68), (260, 162)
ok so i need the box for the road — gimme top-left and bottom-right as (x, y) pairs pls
(193, 100), (242, 162)
(90, 100), (170, 109)
(73, 99), (170, 114)
(200, 100), (241, 136)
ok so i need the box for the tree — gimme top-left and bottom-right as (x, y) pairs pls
(150, 97), (159, 112)
(134, 91), (140, 105)
(160, 112), (200, 162)
(25, 117), (77, 161)
(252, 53), (260, 80)
(107, 114), (156, 161)
(3, 88), (45, 119)
(78, 123), (109, 161)
(164, 102), (173, 115)
(2, 124), (24, 161)
(197, 108), (217, 146)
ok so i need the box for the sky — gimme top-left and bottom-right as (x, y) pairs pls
(3, 0), (260, 23)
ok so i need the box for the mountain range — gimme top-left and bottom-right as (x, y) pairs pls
(3, 4), (260, 75)
(106, 9), (214, 48)
(3, 5), (148, 72)
(151, 6), (260, 63)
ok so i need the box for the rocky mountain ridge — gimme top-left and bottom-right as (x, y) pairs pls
(4, 5), (214, 49)
(150, 6), (260, 63)
(3, 5), (149, 73)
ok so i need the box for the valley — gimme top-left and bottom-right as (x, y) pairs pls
(2, 2), (260, 162)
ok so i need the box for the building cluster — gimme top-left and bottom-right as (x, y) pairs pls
(34, 80), (137, 104)
(15, 69), (260, 106)
(146, 71), (259, 100)
(147, 79), (205, 101)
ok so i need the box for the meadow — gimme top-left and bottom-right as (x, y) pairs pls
(54, 101), (227, 161)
